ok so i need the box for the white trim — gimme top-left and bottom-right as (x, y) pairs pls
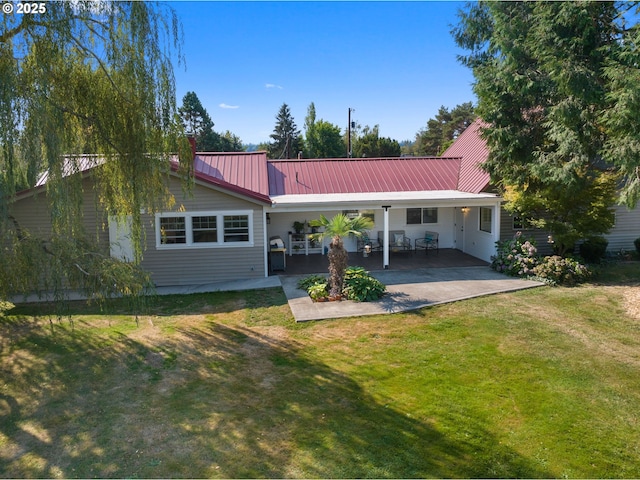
(155, 210), (254, 249)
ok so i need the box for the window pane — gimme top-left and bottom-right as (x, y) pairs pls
(406, 208), (421, 224)
(193, 215), (217, 243)
(422, 208), (438, 224)
(480, 207), (492, 233)
(160, 216), (186, 244)
(223, 215), (249, 242)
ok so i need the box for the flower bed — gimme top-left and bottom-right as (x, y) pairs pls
(297, 266), (386, 302)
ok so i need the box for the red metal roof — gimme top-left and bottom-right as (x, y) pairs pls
(267, 157), (462, 196)
(20, 122), (492, 205)
(441, 119), (491, 194)
(193, 151), (271, 204)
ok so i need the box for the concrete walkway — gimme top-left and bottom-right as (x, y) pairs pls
(280, 266), (545, 322)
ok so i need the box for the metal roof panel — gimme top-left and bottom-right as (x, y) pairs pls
(267, 157), (461, 196)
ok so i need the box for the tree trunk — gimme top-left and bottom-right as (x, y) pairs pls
(327, 235), (348, 297)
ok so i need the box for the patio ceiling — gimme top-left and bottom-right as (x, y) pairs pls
(268, 190), (501, 212)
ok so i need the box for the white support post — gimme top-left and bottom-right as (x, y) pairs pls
(382, 206), (390, 269)
(493, 200), (501, 248)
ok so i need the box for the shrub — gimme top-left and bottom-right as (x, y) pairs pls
(490, 233), (538, 277)
(342, 266), (386, 302)
(635, 237), (640, 256)
(579, 236), (608, 264)
(307, 282), (329, 301)
(297, 274), (327, 291)
(533, 255), (592, 286)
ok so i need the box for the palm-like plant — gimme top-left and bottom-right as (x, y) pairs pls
(309, 213), (374, 297)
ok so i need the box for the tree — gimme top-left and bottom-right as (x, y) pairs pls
(268, 103), (302, 159)
(218, 131), (244, 152)
(0, 1), (189, 302)
(415, 102), (476, 155)
(178, 91), (218, 151)
(452, 1), (636, 252)
(313, 120), (345, 158)
(309, 214), (373, 297)
(303, 103), (344, 158)
(178, 92), (244, 152)
(352, 125), (401, 158)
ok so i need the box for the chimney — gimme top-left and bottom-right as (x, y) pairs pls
(187, 135), (196, 159)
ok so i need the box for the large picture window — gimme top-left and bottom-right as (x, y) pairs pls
(480, 207), (492, 233)
(156, 211), (252, 248)
(407, 207), (438, 225)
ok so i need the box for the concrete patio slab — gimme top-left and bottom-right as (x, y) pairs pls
(280, 266), (545, 322)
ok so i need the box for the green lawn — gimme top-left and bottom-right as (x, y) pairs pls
(1, 263), (640, 478)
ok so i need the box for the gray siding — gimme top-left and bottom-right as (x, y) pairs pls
(500, 204), (640, 255)
(608, 205), (640, 252)
(499, 207), (555, 255)
(9, 178), (110, 250)
(140, 179), (266, 286)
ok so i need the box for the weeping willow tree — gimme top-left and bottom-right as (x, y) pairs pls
(0, 1), (192, 305)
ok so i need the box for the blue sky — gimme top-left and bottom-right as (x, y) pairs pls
(168, 1), (476, 145)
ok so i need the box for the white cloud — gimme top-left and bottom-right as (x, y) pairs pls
(219, 103), (239, 109)
(265, 83), (284, 90)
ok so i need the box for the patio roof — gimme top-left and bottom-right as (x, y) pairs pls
(269, 189), (500, 211)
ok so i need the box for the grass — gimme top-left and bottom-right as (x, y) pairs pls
(1, 263), (640, 478)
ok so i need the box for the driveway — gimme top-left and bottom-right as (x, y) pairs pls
(280, 266), (545, 322)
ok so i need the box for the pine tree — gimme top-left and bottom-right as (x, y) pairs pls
(269, 103), (302, 159)
(178, 92), (219, 152)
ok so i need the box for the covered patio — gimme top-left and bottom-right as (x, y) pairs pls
(270, 248), (488, 276)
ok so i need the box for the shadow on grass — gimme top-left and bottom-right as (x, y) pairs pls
(7, 287), (289, 318)
(592, 261), (640, 286)
(0, 312), (552, 478)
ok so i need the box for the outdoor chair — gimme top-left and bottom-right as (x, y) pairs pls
(415, 231), (439, 254)
(378, 230), (412, 253)
(357, 231), (382, 255)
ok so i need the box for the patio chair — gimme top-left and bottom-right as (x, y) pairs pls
(415, 231), (439, 254)
(378, 230), (412, 253)
(357, 231), (382, 255)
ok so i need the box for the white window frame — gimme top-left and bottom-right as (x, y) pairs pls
(155, 210), (254, 249)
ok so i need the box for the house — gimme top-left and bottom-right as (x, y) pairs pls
(9, 119), (638, 288)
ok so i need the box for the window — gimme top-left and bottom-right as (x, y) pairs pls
(512, 216), (523, 230)
(342, 209), (375, 222)
(480, 207), (492, 233)
(407, 207), (438, 225)
(193, 216), (217, 243)
(223, 215), (249, 242)
(160, 216), (186, 244)
(156, 211), (252, 248)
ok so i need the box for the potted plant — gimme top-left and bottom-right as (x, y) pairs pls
(293, 221), (306, 234)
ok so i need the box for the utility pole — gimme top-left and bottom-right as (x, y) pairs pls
(347, 108), (354, 158)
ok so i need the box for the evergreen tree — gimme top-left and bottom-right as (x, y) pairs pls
(415, 102), (476, 155)
(269, 103), (302, 159)
(452, 1), (631, 252)
(178, 91), (218, 151)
